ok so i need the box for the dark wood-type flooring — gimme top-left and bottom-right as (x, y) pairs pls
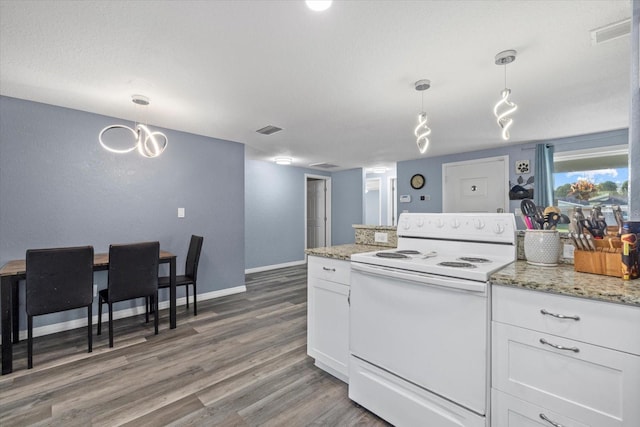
(0, 265), (390, 426)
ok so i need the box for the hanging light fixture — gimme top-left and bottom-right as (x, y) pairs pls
(414, 79), (431, 154)
(98, 95), (168, 158)
(493, 50), (518, 141)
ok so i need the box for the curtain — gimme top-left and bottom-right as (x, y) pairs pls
(534, 143), (555, 207)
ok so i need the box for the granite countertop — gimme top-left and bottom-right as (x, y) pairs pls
(491, 260), (640, 307)
(305, 244), (385, 261)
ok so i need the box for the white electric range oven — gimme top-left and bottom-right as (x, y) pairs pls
(349, 212), (517, 427)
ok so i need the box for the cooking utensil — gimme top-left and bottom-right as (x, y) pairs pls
(568, 232), (581, 250)
(521, 200), (544, 229)
(579, 234), (591, 251)
(579, 219), (606, 239)
(544, 212), (560, 230)
(612, 205), (624, 236)
(585, 234), (596, 251)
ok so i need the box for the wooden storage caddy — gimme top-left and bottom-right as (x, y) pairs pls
(573, 238), (622, 278)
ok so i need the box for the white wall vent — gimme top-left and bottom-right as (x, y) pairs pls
(590, 18), (631, 45)
(256, 125), (283, 135)
(309, 162), (339, 169)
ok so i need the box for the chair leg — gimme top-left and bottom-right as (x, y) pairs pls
(145, 297), (150, 324)
(185, 286), (189, 309)
(28, 315), (33, 369)
(97, 296), (103, 335)
(87, 304), (93, 353)
(154, 291), (159, 335)
(193, 284), (197, 316)
(108, 302), (114, 348)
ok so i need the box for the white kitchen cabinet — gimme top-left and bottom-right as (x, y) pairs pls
(307, 255), (350, 382)
(491, 285), (640, 427)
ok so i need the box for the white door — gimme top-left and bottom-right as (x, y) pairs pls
(307, 178), (326, 248)
(442, 155), (509, 213)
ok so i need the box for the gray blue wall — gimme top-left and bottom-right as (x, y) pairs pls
(0, 96), (245, 329)
(244, 159), (330, 270)
(397, 129), (628, 222)
(331, 168), (364, 245)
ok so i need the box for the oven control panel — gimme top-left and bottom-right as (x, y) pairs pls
(397, 213), (516, 244)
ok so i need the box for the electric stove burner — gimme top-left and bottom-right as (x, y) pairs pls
(376, 252), (410, 259)
(437, 261), (477, 268)
(458, 257), (492, 263)
(396, 250), (421, 255)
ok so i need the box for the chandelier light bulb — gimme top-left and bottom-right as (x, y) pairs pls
(493, 50), (518, 141)
(413, 79), (432, 154)
(493, 88), (518, 140)
(98, 95), (168, 158)
(414, 112), (431, 154)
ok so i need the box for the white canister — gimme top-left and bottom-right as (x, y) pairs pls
(524, 230), (561, 266)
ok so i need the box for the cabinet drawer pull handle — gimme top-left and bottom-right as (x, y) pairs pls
(540, 309), (580, 321)
(539, 338), (579, 353)
(539, 413), (565, 427)
(322, 267), (336, 272)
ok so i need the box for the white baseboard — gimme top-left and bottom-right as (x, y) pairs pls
(245, 259), (306, 274)
(11, 285), (247, 340)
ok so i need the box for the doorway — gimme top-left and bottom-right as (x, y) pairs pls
(442, 155), (509, 213)
(305, 175), (332, 249)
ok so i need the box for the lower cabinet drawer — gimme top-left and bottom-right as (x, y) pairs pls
(307, 256), (350, 284)
(492, 322), (640, 427)
(491, 389), (591, 427)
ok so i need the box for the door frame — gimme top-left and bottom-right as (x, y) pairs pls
(441, 155), (509, 213)
(304, 174), (332, 251)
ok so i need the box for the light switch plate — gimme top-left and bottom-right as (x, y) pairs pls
(178, 207), (185, 218)
(374, 232), (388, 243)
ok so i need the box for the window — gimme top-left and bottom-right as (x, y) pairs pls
(553, 144), (629, 226)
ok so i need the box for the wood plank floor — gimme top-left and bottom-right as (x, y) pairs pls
(0, 265), (390, 426)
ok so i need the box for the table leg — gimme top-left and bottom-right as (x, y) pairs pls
(1, 276), (14, 375)
(12, 279), (19, 343)
(170, 257), (176, 329)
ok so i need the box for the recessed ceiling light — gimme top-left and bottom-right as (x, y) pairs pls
(306, 1), (332, 12)
(275, 157), (293, 165)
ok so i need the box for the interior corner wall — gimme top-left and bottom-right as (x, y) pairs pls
(331, 168), (364, 245)
(0, 96), (245, 330)
(244, 159), (329, 270)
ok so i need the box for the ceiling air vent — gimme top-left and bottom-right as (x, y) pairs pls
(309, 162), (339, 169)
(590, 18), (631, 45)
(256, 125), (283, 135)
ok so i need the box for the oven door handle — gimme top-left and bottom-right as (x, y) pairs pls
(351, 262), (487, 294)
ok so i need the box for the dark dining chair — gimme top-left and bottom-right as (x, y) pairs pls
(147, 235), (203, 317)
(25, 246), (94, 369)
(98, 241), (159, 348)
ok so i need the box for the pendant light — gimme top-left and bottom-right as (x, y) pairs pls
(414, 79), (431, 154)
(493, 50), (518, 141)
(99, 95), (168, 158)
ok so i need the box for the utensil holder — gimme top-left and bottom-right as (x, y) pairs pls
(573, 238), (624, 278)
(524, 230), (561, 266)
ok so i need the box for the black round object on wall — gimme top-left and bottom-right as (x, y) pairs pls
(410, 174), (425, 190)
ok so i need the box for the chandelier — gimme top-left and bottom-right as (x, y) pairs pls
(414, 79), (431, 154)
(99, 95), (168, 158)
(493, 50), (518, 140)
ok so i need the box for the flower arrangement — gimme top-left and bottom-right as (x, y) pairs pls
(568, 178), (597, 200)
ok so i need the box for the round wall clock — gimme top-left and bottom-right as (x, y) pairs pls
(410, 174), (425, 189)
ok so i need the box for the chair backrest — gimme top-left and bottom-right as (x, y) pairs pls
(184, 235), (204, 280)
(107, 241), (159, 303)
(26, 246), (94, 316)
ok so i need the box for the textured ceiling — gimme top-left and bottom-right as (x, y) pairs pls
(0, 0), (633, 171)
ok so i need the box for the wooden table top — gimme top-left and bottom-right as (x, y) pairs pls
(0, 250), (175, 277)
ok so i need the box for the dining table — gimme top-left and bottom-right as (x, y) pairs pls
(0, 250), (177, 375)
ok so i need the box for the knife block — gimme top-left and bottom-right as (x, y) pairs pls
(573, 238), (622, 278)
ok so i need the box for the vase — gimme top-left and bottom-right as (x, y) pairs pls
(524, 230), (561, 266)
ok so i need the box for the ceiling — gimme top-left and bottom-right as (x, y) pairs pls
(0, 1), (633, 171)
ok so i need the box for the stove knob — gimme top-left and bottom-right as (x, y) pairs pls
(494, 223), (505, 234)
(402, 220), (411, 230)
(473, 219), (485, 230)
(450, 219), (460, 229)
(435, 218), (445, 228)
(416, 218), (424, 227)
